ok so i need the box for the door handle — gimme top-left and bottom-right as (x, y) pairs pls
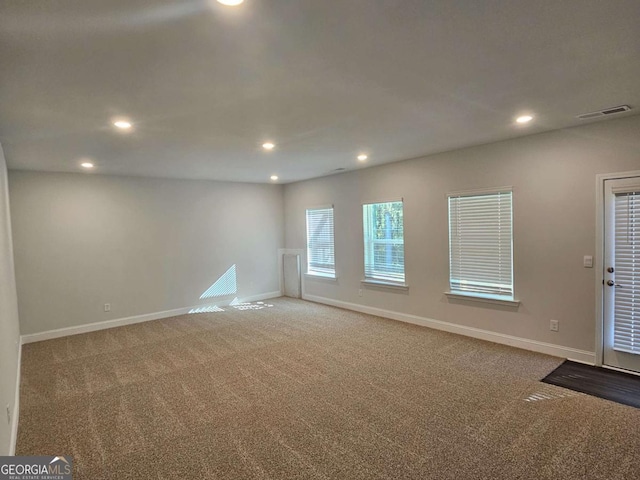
(606, 280), (623, 288)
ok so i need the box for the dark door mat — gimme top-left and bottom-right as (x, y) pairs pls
(542, 360), (640, 409)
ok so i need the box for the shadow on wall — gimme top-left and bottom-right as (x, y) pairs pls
(188, 264), (274, 313)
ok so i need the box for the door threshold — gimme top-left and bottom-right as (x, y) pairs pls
(601, 364), (640, 377)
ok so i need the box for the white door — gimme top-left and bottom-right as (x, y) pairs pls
(603, 177), (640, 373)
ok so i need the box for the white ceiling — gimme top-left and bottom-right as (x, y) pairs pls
(1, 0), (639, 184)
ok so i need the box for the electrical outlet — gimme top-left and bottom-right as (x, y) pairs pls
(104, 303), (111, 312)
(6, 404), (10, 425)
(550, 319), (559, 332)
(358, 289), (363, 297)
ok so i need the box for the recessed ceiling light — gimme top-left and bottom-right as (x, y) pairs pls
(263, 142), (275, 150)
(270, 175), (279, 181)
(217, 0), (244, 5)
(113, 120), (132, 130)
(357, 154), (368, 161)
(81, 162), (94, 169)
(516, 115), (533, 124)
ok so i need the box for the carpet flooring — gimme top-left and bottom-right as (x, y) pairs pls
(17, 298), (640, 479)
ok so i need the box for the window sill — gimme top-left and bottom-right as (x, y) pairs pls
(362, 279), (409, 292)
(304, 272), (337, 282)
(444, 291), (520, 307)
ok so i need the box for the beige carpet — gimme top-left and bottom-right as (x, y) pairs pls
(17, 298), (640, 479)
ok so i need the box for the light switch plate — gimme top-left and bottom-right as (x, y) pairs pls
(583, 255), (593, 268)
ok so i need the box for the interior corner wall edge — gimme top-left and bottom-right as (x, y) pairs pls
(284, 114), (640, 354)
(8, 172), (285, 335)
(0, 142), (21, 455)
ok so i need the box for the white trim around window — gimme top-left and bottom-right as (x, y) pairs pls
(362, 200), (407, 287)
(447, 187), (516, 303)
(306, 205), (336, 278)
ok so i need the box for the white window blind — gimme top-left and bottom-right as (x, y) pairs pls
(306, 207), (335, 277)
(614, 192), (640, 354)
(363, 201), (405, 283)
(448, 190), (513, 298)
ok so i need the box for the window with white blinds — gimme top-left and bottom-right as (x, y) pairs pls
(448, 190), (513, 298)
(306, 207), (335, 277)
(613, 191), (640, 354)
(363, 201), (405, 284)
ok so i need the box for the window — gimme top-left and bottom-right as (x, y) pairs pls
(362, 201), (405, 284)
(613, 191), (640, 354)
(448, 189), (513, 299)
(306, 207), (335, 277)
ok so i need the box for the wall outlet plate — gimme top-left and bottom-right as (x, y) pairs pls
(104, 303), (111, 312)
(550, 319), (559, 332)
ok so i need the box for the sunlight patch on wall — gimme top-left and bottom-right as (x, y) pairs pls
(200, 265), (237, 299)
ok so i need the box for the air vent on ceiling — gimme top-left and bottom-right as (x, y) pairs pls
(577, 105), (631, 120)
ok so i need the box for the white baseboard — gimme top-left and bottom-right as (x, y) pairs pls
(241, 291), (282, 303)
(9, 341), (21, 456)
(20, 291), (282, 345)
(303, 294), (596, 364)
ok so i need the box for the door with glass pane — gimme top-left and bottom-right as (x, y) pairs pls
(603, 177), (640, 373)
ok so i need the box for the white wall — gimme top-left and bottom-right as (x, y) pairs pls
(0, 144), (21, 454)
(285, 115), (640, 355)
(9, 172), (284, 335)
